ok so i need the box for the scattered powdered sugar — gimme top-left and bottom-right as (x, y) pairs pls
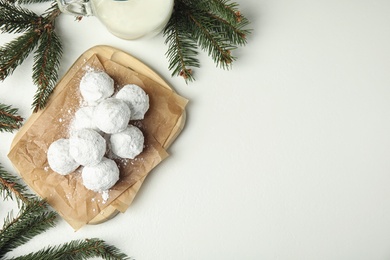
(47, 67), (150, 202)
(56, 107), (79, 137)
(101, 190), (110, 204)
(116, 84), (149, 120)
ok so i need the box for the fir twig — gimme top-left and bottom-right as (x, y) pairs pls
(164, 6), (199, 82)
(164, 0), (251, 82)
(0, 199), (57, 259)
(14, 0), (53, 5)
(0, 103), (23, 133)
(0, 30), (40, 81)
(0, 163), (130, 259)
(0, 2), (62, 112)
(202, 0), (250, 46)
(0, 163), (55, 260)
(0, 164), (55, 258)
(10, 238), (131, 260)
(0, 164), (31, 205)
(0, 0), (39, 33)
(187, 6), (236, 69)
(32, 4), (62, 112)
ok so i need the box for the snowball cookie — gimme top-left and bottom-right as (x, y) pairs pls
(69, 129), (106, 166)
(93, 98), (131, 134)
(47, 138), (80, 175)
(110, 125), (144, 159)
(70, 106), (99, 132)
(82, 157), (120, 192)
(79, 70), (114, 104)
(115, 84), (149, 120)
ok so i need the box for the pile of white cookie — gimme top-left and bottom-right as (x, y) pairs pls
(47, 70), (149, 194)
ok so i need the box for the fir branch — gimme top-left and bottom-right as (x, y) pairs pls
(0, 0), (39, 33)
(14, 0), (53, 5)
(0, 103), (23, 133)
(0, 163), (55, 258)
(42, 3), (62, 23)
(0, 3), (62, 112)
(11, 238), (131, 260)
(0, 30), (40, 80)
(185, 3), (235, 69)
(203, 1), (251, 46)
(31, 5), (62, 112)
(0, 164), (130, 259)
(0, 164), (31, 205)
(0, 199), (57, 258)
(164, 6), (199, 82)
(180, 0), (235, 68)
(206, 0), (241, 22)
(165, 0), (251, 81)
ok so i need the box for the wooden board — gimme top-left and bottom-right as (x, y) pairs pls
(10, 45), (186, 225)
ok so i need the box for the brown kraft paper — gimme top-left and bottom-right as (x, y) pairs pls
(8, 54), (188, 230)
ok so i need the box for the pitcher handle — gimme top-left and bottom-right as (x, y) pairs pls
(57, 0), (94, 16)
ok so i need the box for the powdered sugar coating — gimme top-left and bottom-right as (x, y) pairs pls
(47, 139), (80, 175)
(82, 157), (120, 192)
(110, 125), (144, 159)
(69, 129), (106, 166)
(93, 98), (131, 134)
(79, 71), (114, 105)
(47, 69), (151, 195)
(70, 106), (99, 133)
(116, 84), (149, 120)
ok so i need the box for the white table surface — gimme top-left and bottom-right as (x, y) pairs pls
(1, 0), (390, 259)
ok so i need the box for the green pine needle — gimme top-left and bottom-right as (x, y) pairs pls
(0, 164), (56, 259)
(164, 7), (200, 82)
(10, 238), (131, 260)
(0, 163), (130, 259)
(14, 0), (53, 5)
(32, 4), (62, 112)
(186, 6), (236, 69)
(0, 3), (62, 112)
(164, 0), (251, 82)
(0, 164), (31, 205)
(0, 30), (40, 81)
(0, 103), (24, 133)
(0, 0), (39, 33)
(0, 198), (57, 259)
(202, 0), (251, 46)
(31, 19), (62, 111)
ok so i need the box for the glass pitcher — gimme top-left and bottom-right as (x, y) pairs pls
(56, 0), (174, 40)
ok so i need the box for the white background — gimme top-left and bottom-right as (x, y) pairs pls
(1, 0), (390, 259)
